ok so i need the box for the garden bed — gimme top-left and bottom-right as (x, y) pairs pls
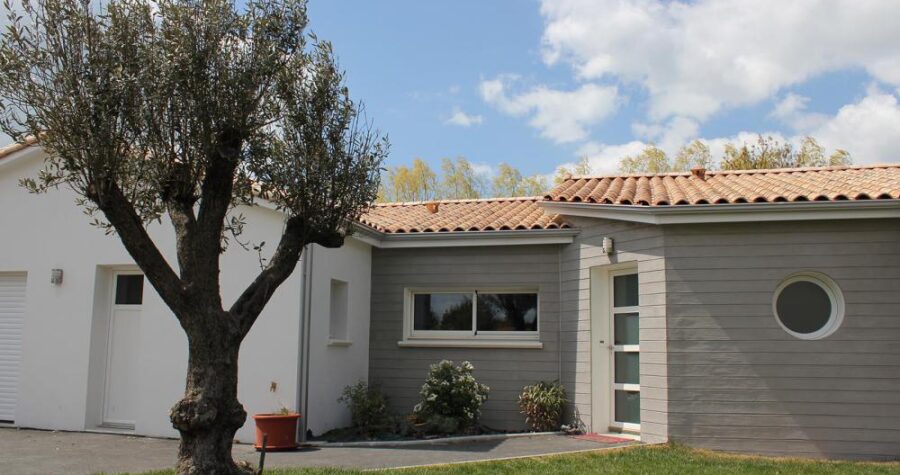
(310, 425), (538, 444)
(307, 429), (565, 447)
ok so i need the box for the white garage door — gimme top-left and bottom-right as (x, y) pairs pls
(0, 272), (26, 422)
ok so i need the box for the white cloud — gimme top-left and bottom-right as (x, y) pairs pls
(811, 88), (900, 164)
(770, 93), (828, 132)
(550, 87), (900, 175)
(479, 75), (618, 143)
(470, 162), (496, 179)
(632, 116), (700, 155)
(772, 93), (809, 120)
(444, 107), (484, 127)
(571, 140), (649, 173)
(539, 0), (900, 122)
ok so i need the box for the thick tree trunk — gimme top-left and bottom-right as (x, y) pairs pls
(170, 315), (251, 475)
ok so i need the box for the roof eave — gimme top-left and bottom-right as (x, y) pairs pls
(349, 223), (579, 248)
(540, 199), (900, 225)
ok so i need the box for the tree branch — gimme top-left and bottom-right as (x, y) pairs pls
(191, 131), (242, 301)
(230, 216), (305, 335)
(94, 180), (188, 319)
(229, 215), (344, 336)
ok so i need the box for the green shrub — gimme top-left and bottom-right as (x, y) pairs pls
(338, 381), (391, 434)
(413, 360), (489, 433)
(518, 380), (567, 431)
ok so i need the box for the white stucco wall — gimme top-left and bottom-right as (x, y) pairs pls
(304, 238), (372, 436)
(0, 149), (303, 443)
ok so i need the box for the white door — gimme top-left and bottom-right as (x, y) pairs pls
(103, 272), (144, 429)
(0, 272), (26, 422)
(609, 270), (640, 433)
(590, 265), (640, 434)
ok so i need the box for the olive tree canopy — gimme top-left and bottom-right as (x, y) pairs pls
(0, 0), (386, 472)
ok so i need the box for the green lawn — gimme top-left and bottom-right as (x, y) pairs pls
(126, 444), (900, 475)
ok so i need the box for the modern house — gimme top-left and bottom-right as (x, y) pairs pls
(1, 142), (898, 460)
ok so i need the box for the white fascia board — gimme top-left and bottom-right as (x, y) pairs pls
(373, 228), (578, 248)
(349, 228), (381, 248)
(349, 223), (578, 248)
(540, 200), (900, 225)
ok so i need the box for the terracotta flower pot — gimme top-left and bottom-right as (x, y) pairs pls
(253, 413), (300, 451)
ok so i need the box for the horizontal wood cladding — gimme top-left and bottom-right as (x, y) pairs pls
(368, 245), (562, 430)
(663, 218), (900, 459)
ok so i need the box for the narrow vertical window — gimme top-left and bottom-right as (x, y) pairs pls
(329, 279), (349, 341)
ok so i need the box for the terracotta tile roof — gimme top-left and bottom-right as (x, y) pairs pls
(359, 196), (571, 234)
(0, 136), (37, 160)
(545, 165), (900, 206)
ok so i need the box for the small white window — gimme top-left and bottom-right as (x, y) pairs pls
(329, 279), (349, 343)
(773, 272), (844, 340)
(402, 289), (541, 347)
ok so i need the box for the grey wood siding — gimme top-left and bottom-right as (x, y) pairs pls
(663, 219), (900, 460)
(559, 217), (668, 443)
(368, 245), (562, 430)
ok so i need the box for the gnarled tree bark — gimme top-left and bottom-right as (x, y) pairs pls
(170, 311), (248, 475)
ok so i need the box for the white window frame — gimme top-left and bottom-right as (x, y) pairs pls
(400, 287), (541, 347)
(609, 268), (640, 433)
(328, 278), (351, 346)
(773, 271), (845, 340)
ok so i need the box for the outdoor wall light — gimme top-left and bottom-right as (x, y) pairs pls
(602, 237), (615, 255)
(50, 268), (63, 285)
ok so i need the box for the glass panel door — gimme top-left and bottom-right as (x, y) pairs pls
(611, 271), (639, 431)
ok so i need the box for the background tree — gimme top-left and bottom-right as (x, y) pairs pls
(617, 136), (852, 173)
(519, 174), (549, 196)
(380, 158), (552, 200)
(672, 139), (712, 171)
(440, 157), (484, 199)
(382, 158), (436, 202)
(491, 162), (524, 197)
(719, 135), (851, 170)
(0, 0), (386, 473)
(619, 144), (671, 173)
(554, 156), (593, 184)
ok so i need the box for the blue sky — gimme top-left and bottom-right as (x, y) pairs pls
(2, 0), (897, 177)
(307, 1), (566, 177)
(308, 0), (900, 177)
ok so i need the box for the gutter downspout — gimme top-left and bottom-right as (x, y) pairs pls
(296, 244), (314, 442)
(557, 245), (563, 386)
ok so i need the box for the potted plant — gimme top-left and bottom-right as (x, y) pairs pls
(253, 406), (300, 451)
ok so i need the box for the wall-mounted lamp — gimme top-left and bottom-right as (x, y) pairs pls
(50, 268), (64, 285)
(602, 237), (614, 255)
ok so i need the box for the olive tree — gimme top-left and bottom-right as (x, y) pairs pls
(0, 0), (386, 473)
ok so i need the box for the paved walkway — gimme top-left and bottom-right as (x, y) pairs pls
(0, 427), (635, 474)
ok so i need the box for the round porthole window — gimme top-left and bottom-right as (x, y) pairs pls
(773, 272), (844, 340)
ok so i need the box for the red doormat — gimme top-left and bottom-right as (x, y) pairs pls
(571, 433), (634, 444)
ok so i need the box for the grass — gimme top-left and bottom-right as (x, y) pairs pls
(120, 444), (900, 475)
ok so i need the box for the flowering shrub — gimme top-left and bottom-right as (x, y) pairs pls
(413, 360), (490, 433)
(518, 380), (567, 431)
